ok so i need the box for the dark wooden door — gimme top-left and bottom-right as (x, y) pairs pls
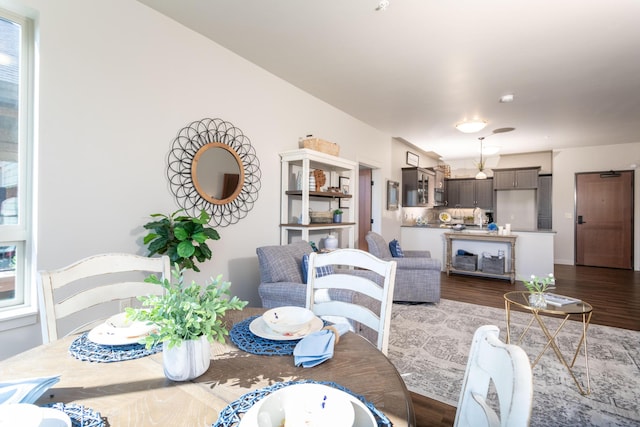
(575, 170), (633, 268)
(358, 168), (372, 250)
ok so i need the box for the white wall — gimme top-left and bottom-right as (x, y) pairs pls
(1, 0), (392, 358)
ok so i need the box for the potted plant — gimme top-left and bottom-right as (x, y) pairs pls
(522, 273), (555, 308)
(333, 209), (343, 223)
(126, 267), (247, 381)
(143, 209), (219, 272)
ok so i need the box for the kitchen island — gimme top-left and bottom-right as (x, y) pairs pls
(400, 225), (555, 282)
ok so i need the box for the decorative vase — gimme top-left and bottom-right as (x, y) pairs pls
(309, 173), (316, 192)
(324, 234), (338, 250)
(528, 293), (547, 309)
(162, 335), (210, 381)
(333, 213), (342, 223)
(296, 171), (303, 190)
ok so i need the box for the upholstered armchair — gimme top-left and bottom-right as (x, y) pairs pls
(256, 240), (381, 343)
(365, 231), (441, 302)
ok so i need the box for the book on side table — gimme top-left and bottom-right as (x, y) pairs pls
(544, 293), (581, 307)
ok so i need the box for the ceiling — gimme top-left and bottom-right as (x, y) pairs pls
(138, 0), (640, 161)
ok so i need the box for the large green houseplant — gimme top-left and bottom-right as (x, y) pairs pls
(126, 267), (247, 380)
(143, 209), (219, 272)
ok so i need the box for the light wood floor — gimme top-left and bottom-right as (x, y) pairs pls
(410, 264), (640, 427)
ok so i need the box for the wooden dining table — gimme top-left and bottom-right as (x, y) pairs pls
(0, 308), (415, 426)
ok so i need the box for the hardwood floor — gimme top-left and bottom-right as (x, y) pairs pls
(410, 264), (640, 427)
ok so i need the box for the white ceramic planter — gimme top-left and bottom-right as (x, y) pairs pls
(162, 335), (211, 381)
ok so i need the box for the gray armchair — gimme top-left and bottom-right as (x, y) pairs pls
(256, 240), (380, 343)
(365, 231), (441, 302)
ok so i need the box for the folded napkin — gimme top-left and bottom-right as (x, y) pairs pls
(0, 375), (60, 405)
(293, 324), (349, 368)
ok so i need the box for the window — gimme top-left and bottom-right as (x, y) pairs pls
(0, 8), (34, 316)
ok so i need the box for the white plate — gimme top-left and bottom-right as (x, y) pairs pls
(238, 384), (377, 427)
(439, 212), (451, 223)
(87, 313), (157, 346)
(249, 316), (322, 341)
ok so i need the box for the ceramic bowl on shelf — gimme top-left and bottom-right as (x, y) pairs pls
(262, 306), (315, 335)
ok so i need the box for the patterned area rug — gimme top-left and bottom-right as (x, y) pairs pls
(388, 299), (640, 427)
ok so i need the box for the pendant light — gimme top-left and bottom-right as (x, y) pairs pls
(475, 137), (487, 180)
(474, 127), (515, 179)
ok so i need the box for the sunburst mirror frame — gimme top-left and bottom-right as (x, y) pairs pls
(167, 118), (261, 227)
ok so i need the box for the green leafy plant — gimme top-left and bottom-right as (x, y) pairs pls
(126, 267), (247, 349)
(523, 273), (555, 293)
(143, 209), (219, 272)
(333, 209), (343, 215)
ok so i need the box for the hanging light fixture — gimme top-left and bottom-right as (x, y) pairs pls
(473, 127), (515, 179)
(456, 119), (488, 134)
(475, 137), (487, 180)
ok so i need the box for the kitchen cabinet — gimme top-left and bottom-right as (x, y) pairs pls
(279, 149), (356, 248)
(493, 167), (540, 190)
(445, 178), (493, 210)
(402, 167), (434, 207)
(538, 174), (552, 229)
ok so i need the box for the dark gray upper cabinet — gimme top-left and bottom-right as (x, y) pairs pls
(402, 167), (433, 207)
(445, 178), (493, 209)
(493, 167), (540, 190)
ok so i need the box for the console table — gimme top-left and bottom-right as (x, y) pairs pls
(444, 232), (517, 283)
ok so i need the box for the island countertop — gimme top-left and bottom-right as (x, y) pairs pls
(401, 224), (557, 233)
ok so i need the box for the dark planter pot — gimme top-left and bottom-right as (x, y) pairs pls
(333, 214), (342, 223)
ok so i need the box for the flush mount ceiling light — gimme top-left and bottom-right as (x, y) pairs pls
(499, 93), (515, 103)
(456, 119), (487, 134)
(375, 0), (390, 11)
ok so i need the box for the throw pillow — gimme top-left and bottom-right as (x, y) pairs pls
(389, 239), (404, 257)
(301, 253), (335, 284)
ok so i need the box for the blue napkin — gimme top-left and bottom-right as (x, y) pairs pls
(0, 375), (60, 405)
(293, 324), (349, 368)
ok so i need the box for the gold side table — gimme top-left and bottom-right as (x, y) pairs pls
(503, 291), (592, 395)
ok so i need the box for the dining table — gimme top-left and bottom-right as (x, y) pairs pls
(0, 307), (415, 426)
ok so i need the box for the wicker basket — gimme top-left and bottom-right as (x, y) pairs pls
(300, 138), (340, 156)
(454, 255), (478, 271)
(309, 211), (333, 224)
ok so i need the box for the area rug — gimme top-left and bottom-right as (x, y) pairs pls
(388, 299), (640, 427)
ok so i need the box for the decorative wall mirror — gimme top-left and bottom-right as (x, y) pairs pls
(167, 118), (261, 227)
(387, 180), (399, 210)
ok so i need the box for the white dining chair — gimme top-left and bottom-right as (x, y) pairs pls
(454, 325), (533, 427)
(39, 253), (171, 342)
(306, 248), (396, 355)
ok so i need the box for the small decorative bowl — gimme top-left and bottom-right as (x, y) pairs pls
(262, 306), (315, 335)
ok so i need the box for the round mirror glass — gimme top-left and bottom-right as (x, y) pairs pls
(192, 143), (244, 205)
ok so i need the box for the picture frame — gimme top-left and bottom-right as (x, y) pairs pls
(406, 151), (419, 167)
(339, 176), (351, 209)
(387, 180), (399, 210)
(339, 176), (350, 194)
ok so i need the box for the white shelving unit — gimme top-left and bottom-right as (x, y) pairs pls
(280, 149), (357, 248)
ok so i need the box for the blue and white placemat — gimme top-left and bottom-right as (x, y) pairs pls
(43, 402), (104, 427)
(212, 379), (392, 427)
(229, 315), (303, 355)
(69, 333), (161, 363)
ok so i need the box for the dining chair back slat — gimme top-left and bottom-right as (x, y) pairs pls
(306, 249), (396, 355)
(39, 253), (170, 342)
